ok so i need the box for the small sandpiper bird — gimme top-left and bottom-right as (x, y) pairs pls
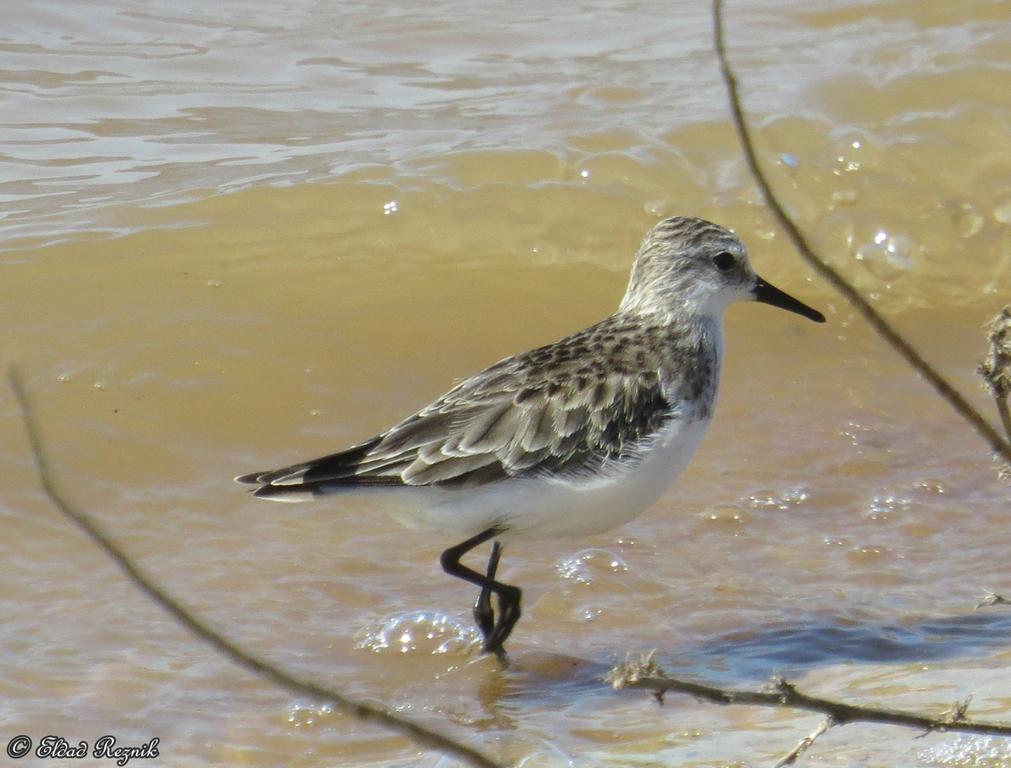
(237, 216), (824, 659)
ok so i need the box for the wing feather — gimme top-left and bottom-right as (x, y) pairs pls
(237, 315), (708, 498)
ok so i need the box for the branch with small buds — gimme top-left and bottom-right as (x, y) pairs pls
(607, 653), (1011, 762)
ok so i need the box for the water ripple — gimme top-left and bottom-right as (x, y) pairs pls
(355, 610), (479, 655)
(556, 548), (629, 585)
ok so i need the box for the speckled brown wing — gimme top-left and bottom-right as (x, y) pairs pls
(238, 316), (704, 496)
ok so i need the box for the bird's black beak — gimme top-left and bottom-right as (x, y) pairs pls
(753, 276), (825, 323)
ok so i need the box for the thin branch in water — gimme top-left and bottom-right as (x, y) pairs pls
(711, 0), (1011, 469)
(936, 696), (973, 733)
(607, 653), (1011, 738)
(975, 591), (1010, 610)
(7, 366), (504, 768)
(772, 716), (835, 768)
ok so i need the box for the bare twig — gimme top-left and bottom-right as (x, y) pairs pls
(938, 696), (973, 730)
(608, 654), (1011, 737)
(979, 306), (1011, 444)
(8, 366), (504, 768)
(711, 0), (1011, 469)
(709, 6), (1011, 757)
(772, 716), (835, 768)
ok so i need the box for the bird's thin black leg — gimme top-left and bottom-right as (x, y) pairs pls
(473, 541), (502, 643)
(441, 528), (521, 660)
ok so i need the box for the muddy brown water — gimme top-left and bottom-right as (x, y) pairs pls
(2, 1), (1009, 766)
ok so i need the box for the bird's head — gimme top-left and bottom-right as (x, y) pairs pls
(619, 216), (825, 324)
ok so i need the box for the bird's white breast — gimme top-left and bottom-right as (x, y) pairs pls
(380, 412), (714, 541)
(501, 413), (713, 539)
(382, 320), (724, 541)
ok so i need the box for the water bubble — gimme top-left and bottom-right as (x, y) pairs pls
(848, 544), (889, 563)
(994, 199), (1011, 224)
(745, 491), (780, 510)
(92, 381), (107, 391)
(744, 487), (811, 511)
(833, 135), (880, 174)
(556, 548), (628, 585)
(382, 200), (398, 215)
(355, 611), (478, 655)
(287, 701), (334, 728)
(836, 154), (860, 172)
(864, 493), (912, 522)
(912, 478), (946, 495)
(513, 740), (576, 768)
(700, 502), (750, 525)
(854, 229), (914, 281)
(840, 421), (878, 450)
(780, 487), (812, 505)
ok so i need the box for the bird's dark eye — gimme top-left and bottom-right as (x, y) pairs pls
(712, 251), (736, 271)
